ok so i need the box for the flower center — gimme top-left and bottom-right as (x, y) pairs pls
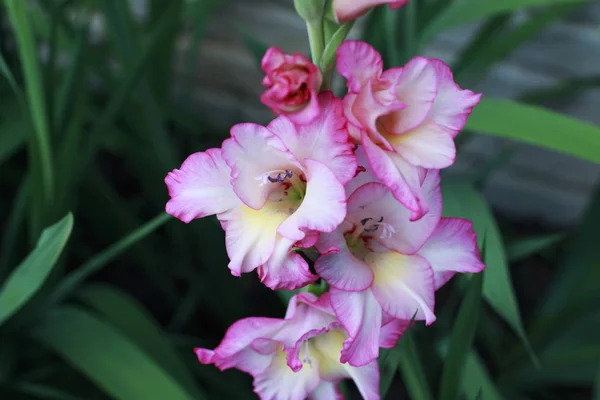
(349, 216), (395, 243)
(301, 339), (313, 367)
(255, 169), (307, 215)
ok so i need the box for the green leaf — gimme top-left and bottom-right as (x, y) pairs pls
(48, 213), (172, 307)
(466, 98), (600, 164)
(76, 284), (204, 399)
(5, 0), (55, 208)
(320, 21), (355, 72)
(397, 334), (433, 400)
(454, 5), (577, 86)
(13, 382), (84, 400)
(32, 306), (196, 400)
(506, 232), (566, 262)
(442, 183), (538, 366)
(532, 182), (600, 342)
(0, 114), (28, 166)
(0, 213), (73, 325)
(461, 351), (504, 400)
(422, 0), (591, 42)
(439, 272), (484, 400)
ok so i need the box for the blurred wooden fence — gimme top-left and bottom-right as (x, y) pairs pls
(146, 0), (600, 227)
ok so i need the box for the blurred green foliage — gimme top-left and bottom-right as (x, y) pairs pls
(0, 0), (599, 399)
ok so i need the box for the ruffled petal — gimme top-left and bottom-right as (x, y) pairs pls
(165, 149), (240, 223)
(330, 288), (382, 367)
(380, 58), (437, 135)
(221, 204), (286, 276)
(347, 171), (441, 254)
(309, 381), (343, 400)
(314, 230), (374, 291)
(336, 41), (383, 92)
(418, 217), (485, 290)
(379, 317), (410, 348)
(268, 92), (358, 185)
(333, 0), (409, 23)
(368, 251), (436, 324)
(361, 133), (429, 220)
(257, 236), (318, 290)
(429, 59), (482, 138)
(387, 120), (456, 169)
(253, 349), (321, 400)
(343, 361), (381, 400)
(350, 80), (404, 146)
(344, 145), (379, 196)
(277, 159), (347, 241)
(195, 316), (285, 374)
(223, 123), (301, 210)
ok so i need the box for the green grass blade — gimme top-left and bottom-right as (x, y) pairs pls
(0, 50), (26, 111)
(439, 272), (484, 400)
(506, 233), (566, 262)
(422, 0), (591, 43)
(146, 0), (184, 105)
(532, 183), (600, 341)
(0, 213), (73, 326)
(466, 98), (600, 163)
(32, 306), (196, 400)
(14, 382), (84, 400)
(0, 179), (29, 280)
(455, 5), (577, 86)
(461, 351), (504, 400)
(451, 14), (512, 82)
(442, 183), (539, 367)
(519, 75), (600, 105)
(48, 213), (172, 306)
(397, 334), (433, 400)
(5, 0), (55, 209)
(0, 112), (28, 166)
(76, 284), (205, 399)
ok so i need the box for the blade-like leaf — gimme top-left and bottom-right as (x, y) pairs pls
(76, 284), (205, 399)
(507, 233), (565, 262)
(32, 306), (196, 400)
(0, 213), (73, 325)
(397, 333), (433, 400)
(459, 5), (577, 86)
(5, 0), (55, 207)
(320, 21), (355, 72)
(466, 98), (600, 164)
(462, 351), (504, 400)
(49, 213), (172, 307)
(422, 0), (591, 42)
(442, 183), (538, 366)
(439, 272), (484, 400)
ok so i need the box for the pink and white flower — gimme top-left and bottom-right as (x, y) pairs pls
(336, 40), (481, 220)
(261, 47), (323, 125)
(196, 293), (381, 400)
(332, 0), (410, 23)
(314, 158), (484, 366)
(165, 92), (356, 290)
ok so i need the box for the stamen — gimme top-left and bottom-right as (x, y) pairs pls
(357, 216), (395, 239)
(256, 170), (294, 186)
(301, 340), (312, 367)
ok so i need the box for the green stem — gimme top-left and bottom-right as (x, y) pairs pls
(307, 20), (324, 66)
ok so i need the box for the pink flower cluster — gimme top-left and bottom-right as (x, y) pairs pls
(165, 41), (484, 400)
